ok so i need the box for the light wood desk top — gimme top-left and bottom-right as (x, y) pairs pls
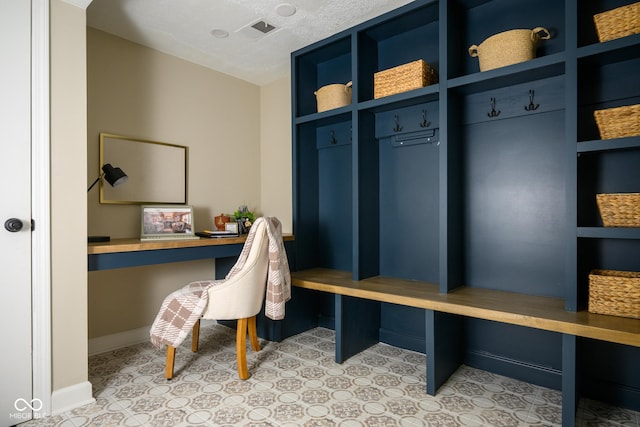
(88, 234), (294, 255)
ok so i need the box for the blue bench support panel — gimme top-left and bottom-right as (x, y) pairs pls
(426, 309), (464, 395)
(562, 334), (578, 427)
(335, 295), (381, 364)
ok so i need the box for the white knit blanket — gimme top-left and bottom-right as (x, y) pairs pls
(149, 217), (291, 349)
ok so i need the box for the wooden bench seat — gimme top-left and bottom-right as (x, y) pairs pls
(291, 268), (640, 348)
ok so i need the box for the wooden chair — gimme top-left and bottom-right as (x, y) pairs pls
(165, 220), (269, 380)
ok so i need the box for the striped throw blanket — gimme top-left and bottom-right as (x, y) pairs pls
(149, 217), (291, 350)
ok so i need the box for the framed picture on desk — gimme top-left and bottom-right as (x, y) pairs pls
(225, 222), (239, 234)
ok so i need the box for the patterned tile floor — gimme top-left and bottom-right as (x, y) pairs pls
(21, 324), (639, 426)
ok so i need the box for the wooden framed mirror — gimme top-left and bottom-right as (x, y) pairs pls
(99, 133), (188, 204)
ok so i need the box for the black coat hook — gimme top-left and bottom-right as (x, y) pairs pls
(419, 110), (430, 128)
(393, 115), (403, 132)
(525, 90), (539, 111)
(488, 97), (501, 118)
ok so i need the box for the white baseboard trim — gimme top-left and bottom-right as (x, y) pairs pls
(89, 325), (150, 356)
(51, 381), (95, 416)
(89, 320), (218, 356)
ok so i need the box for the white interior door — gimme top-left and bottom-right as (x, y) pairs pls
(0, 1), (34, 425)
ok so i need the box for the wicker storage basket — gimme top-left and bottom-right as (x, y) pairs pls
(593, 104), (640, 140)
(594, 2), (640, 43)
(468, 27), (551, 71)
(589, 269), (640, 319)
(314, 82), (352, 113)
(374, 59), (438, 99)
(596, 193), (640, 227)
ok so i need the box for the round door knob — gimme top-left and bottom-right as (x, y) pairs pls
(4, 218), (24, 232)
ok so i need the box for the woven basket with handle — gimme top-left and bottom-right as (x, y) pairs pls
(314, 82), (352, 113)
(469, 27), (551, 72)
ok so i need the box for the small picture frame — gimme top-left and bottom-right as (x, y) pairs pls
(225, 222), (239, 234)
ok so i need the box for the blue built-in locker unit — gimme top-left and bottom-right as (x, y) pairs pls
(288, 0), (640, 425)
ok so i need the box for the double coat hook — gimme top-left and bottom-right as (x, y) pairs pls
(488, 97), (500, 118)
(525, 89), (539, 111)
(419, 110), (430, 128)
(393, 115), (403, 132)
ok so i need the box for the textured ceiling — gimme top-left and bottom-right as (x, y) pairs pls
(87, 0), (414, 86)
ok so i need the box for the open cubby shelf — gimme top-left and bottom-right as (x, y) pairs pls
(288, 1), (640, 425)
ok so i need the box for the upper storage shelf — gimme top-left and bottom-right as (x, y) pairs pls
(448, 53), (565, 95)
(577, 33), (640, 63)
(576, 54), (639, 142)
(446, 0), (565, 81)
(578, 136), (640, 153)
(293, 36), (352, 118)
(293, 0), (442, 121)
(292, 0), (580, 118)
(577, 0), (639, 48)
(356, 1), (439, 104)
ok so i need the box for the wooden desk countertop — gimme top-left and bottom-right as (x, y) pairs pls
(89, 233), (294, 255)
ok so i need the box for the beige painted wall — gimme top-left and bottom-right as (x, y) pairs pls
(87, 28), (262, 237)
(51, 0), (89, 392)
(260, 77), (293, 233)
(87, 29), (293, 340)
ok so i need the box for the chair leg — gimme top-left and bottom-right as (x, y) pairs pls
(248, 315), (260, 351)
(236, 318), (249, 380)
(192, 319), (200, 353)
(236, 316), (261, 380)
(166, 319), (200, 381)
(165, 346), (176, 380)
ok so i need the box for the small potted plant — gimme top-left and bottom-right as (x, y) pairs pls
(233, 205), (255, 234)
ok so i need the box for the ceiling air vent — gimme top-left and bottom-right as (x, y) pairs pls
(251, 20), (276, 34)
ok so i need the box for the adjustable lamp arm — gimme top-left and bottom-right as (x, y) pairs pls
(87, 173), (104, 193)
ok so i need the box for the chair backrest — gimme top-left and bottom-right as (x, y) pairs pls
(201, 219), (270, 320)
